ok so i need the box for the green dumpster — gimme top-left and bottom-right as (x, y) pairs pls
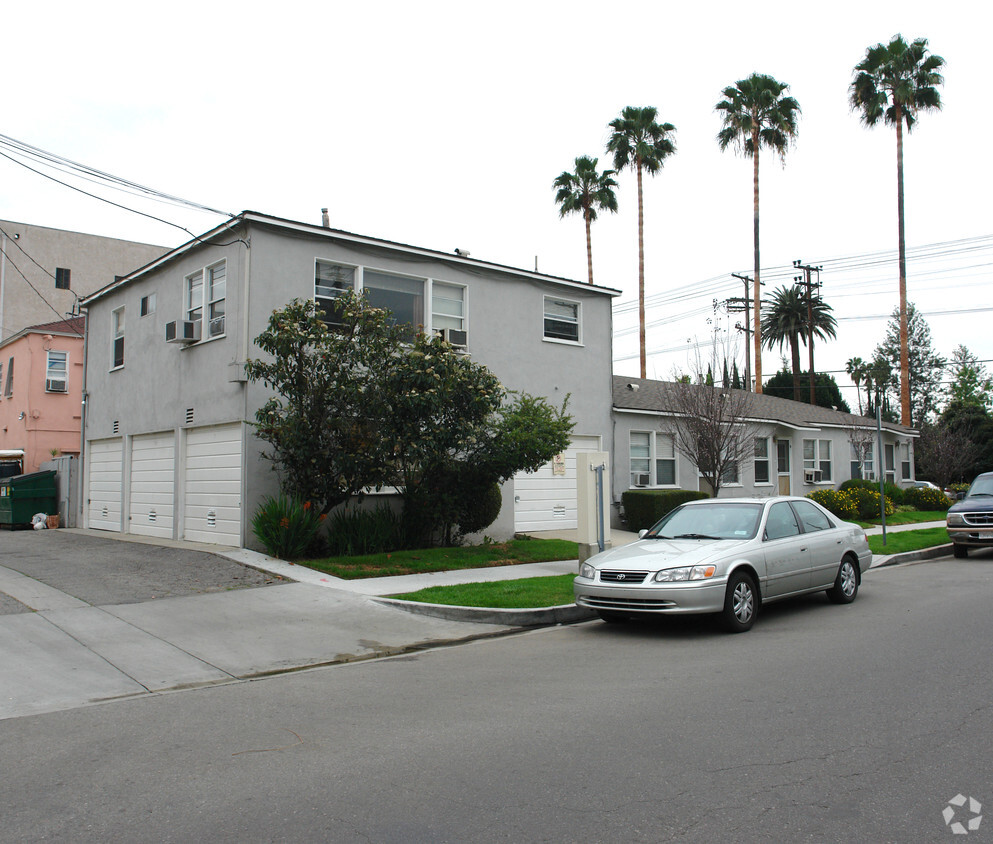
(0, 470), (58, 529)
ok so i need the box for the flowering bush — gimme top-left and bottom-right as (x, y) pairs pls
(846, 486), (894, 519)
(252, 496), (325, 559)
(904, 486), (950, 511)
(807, 489), (858, 521)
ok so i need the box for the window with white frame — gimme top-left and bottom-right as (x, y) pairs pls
(431, 282), (465, 332)
(543, 296), (580, 343)
(754, 437), (771, 484)
(140, 293), (156, 317)
(111, 307), (125, 369)
(629, 431), (676, 487)
(45, 351), (67, 393)
(900, 443), (911, 480)
(185, 260), (226, 340)
(802, 438), (832, 482)
(850, 441), (874, 480)
(315, 261), (355, 326)
(884, 443), (895, 484)
(363, 270), (424, 339)
(721, 461), (740, 485)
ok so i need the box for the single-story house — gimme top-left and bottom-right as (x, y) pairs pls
(612, 375), (917, 525)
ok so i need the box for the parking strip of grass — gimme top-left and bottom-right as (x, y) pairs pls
(296, 538), (579, 579)
(856, 510), (947, 528)
(390, 574), (577, 608)
(868, 526), (950, 555)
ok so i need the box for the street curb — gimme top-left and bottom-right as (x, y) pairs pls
(875, 544), (953, 568)
(371, 597), (597, 626)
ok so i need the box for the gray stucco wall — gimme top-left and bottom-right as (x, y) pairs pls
(83, 218), (616, 546)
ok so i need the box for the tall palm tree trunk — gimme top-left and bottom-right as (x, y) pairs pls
(584, 211), (594, 285)
(752, 132), (762, 393)
(637, 160), (646, 379)
(895, 110), (911, 425)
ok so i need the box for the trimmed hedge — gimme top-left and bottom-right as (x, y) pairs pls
(622, 489), (709, 532)
(841, 478), (905, 505)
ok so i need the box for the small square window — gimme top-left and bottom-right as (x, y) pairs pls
(543, 297), (580, 342)
(55, 268), (71, 290)
(140, 293), (156, 317)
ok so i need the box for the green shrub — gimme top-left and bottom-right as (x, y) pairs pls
(458, 481), (503, 535)
(252, 496), (325, 559)
(847, 486), (895, 519)
(326, 503), (406, 556)
(622, 489), (709, 532)
(904, 486), (950, 511)
(883, 482), (905, 505)
(807, 489), (858, 520)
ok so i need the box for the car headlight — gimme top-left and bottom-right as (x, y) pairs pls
(654, 565), (717, 582)
(947, 513), (965, 526)
(579, 562), (597, 579)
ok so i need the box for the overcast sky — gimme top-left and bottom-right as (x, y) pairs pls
(2, 1), (989, 409)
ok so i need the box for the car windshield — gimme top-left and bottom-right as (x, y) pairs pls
(968, 476), (993, 497)
(645, 503), (763, 541)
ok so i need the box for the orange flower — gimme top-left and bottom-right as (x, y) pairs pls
(303, 501), (312, 511)
(280, 517), (290, 528)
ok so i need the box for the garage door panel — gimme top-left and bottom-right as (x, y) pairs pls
(513, 436), (599, 531)
(88, 439), (123, 531)
(184, 424), (243, 546)
(130, 432), (175, 539)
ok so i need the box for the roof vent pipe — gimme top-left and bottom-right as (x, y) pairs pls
(321, 208), (330, 228)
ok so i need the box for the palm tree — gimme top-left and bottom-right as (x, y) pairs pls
(716, 74), (801, 394)
(552, 156), (619, 286)
(846, 356), (868, 415)
(606, 106), (676, 379)
(850, 35), (944, 426)
(761, 285), (837, 402)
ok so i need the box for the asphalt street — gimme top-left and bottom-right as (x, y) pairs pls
(2, 552), (991, 843)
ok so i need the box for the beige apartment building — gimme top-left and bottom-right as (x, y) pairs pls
(0, 220), (166, 342)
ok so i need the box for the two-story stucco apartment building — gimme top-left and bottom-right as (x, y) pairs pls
(80, 211), (619, 546)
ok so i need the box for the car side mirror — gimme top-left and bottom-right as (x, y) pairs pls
(638, 529), (648, 539)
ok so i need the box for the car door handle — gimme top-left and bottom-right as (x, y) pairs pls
(800, 546), (807, 552)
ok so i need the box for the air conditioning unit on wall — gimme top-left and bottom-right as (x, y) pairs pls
(165, 320), (201, 344)
(804, 468), (823, 483)
(46, 379), (67, 393)
(437, 327), (468, 348)
(635, 473), (651, 486)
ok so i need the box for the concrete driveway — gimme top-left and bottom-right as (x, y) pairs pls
(0, 530), (517, 722)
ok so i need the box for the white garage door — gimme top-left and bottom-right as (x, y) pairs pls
(88, 438), (123, 531)
(184, 423), (243, 545)
(513, 435), (601, 531)
(129, 432), (176, 539)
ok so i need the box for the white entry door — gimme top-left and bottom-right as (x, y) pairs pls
(129, 431), (176, 539)
(87, 438), (123, 531)
(513, 435), (601, 531)
(183, 423), (243, 545)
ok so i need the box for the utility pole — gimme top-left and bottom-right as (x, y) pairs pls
(730, 272), (761, 391)
(793, 259), (823, 406)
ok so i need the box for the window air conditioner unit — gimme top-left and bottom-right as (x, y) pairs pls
(804, 469), (822, 483)
(165, 320), (201, 344)
(437, 327), (468, 348)
(635, 473), (651, 486)
(46, 379), (67, 393)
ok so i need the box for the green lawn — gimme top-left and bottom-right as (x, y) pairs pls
(296, 538), (579, 579)
(391, 573), (577, 608)
(869, 526), (950, 555)
(856, 510), (947, 528)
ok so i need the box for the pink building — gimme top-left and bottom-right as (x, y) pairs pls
(0, 317), (84, 473)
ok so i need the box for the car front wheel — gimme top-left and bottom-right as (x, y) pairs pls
(721, 571), (757, 633)
(826, 558), (859, 604)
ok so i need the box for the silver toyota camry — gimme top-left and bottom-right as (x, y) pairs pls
(574, 496), (871, 633)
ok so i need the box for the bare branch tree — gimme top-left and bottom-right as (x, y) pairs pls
(657, 380), (759, 496)
(915, 422), (980, 490)
(844, 421), (877, 480)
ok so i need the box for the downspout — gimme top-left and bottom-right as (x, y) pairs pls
(78, 308), (88, 528)
(0, 229), (6, 343)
